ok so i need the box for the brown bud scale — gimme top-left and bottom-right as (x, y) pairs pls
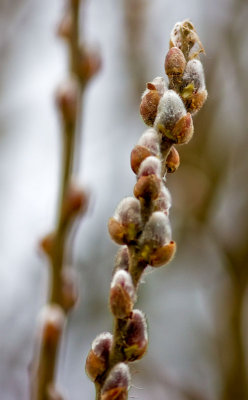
(140, 90), (160, 126)
(149, 241), (176, 267)
(184, 90), (208, 114)
(165, 47), (186, 77)
(166, 146), (180, 173)
(134, 175), (161, 201)
(167, 112), (194, 144)
(108, 218), (125, 245)
(130, 145), (152, 175)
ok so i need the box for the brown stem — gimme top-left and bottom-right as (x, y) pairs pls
(31, 3), (85, 400)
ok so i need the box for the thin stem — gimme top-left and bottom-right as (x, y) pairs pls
(51, 123), (76, 302)
(31, 2), (85, 399)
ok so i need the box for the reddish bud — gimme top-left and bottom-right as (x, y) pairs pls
(76, 46), (101, 83)
(86, 332), (113, 382)
(108, 218), (125, 245)
(165, 47), (186, 77)
(62, 183), (88, 222)
(138, 128), (160, 155)
(109, 270), (136, 318)
(166, 146), (180, 173)
(149, 240), (176, 267)
(39, 304), (65, 346)
(57, 13), (72, 39)
(60, 268), (79, 312)
(40, 232), (55, 257)
(134, 174), (161, 201)
(168, 112), (194, 144)
(101, 363), (130, 400)
(140, 89), (160, 126)
(56, 80), (78, 126)
(138, 156), (161, 178)
(124, 310), (148, 361)
(130, 145), (152, 175)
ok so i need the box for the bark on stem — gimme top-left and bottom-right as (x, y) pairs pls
(31, 2), (84, 399)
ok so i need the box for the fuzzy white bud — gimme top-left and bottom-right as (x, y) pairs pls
(110, 270), (136, 318)
(154, 90), (186, 132)
(138, 128), (160, 155)
(138, 156), (161, 178)
(114, 197), (142, 228)
(110, 270), (136, 302)
(92, 332), (113, 358)
(183, 59), (206, 92)
(141, 211), (171, 248)
(154, 185), (172, 215)
(148, 76), (167, 96)
(101, 363), (131, 396)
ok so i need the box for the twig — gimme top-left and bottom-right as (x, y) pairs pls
(85, 20), (207, 400)
(30, 1), (100, 399)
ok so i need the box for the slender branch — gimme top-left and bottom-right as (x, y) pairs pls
(30, 1), (100, 398)
(86, 20), (207, 400)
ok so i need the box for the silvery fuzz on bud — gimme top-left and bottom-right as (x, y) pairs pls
(138, 156), (161, 178)
(131, 129), (161, 174)
(101, 363), (130, 400)
(85, 332), (113, 381)
(182, 59), (206, 92)
(109, 270), (136, 318)
(153, 185), (172, 215)
(39, 304), (65, 345)
(114, 197), (142, 228)
(170, 20), (204, 59)
(138, 128), (160, 155)
(181, 59), (207, 114)
(154, 90), (186, 135)
(146, 76), (166, 96)
(108, 197), (142, 244)
(141, 211), (171, 249)
(134, 174), (161, 201)
(124, 309), (148, 361)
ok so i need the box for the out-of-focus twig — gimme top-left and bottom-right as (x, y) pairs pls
(30, 1), (100, 399)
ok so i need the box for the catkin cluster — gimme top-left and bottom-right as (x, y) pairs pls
(86, 20), (207, 400)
